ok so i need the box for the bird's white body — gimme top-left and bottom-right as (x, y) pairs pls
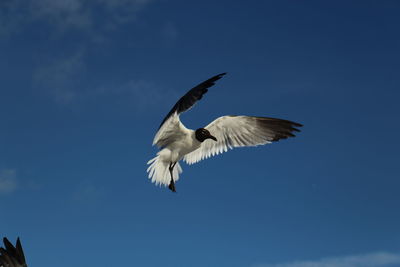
(147, 116), (202, 186)
(163, 129), (201, 163)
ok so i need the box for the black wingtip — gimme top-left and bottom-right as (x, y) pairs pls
(214, 72), (227, 80)
(204, 73), (227, 84)
(254, 117), (303, 142)
(203, 72), (227, 88)
(292, 122), (303, 128)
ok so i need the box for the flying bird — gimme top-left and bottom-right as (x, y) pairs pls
(147, 73), (302, 192)
(0, 237), (27, 267)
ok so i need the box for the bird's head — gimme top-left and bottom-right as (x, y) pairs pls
(195, 128), (217, 142)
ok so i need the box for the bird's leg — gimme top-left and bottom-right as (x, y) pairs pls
(168, 162), (177, 192)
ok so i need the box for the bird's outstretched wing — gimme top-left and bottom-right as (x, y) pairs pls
(153, 73), (227, 148)
(158, 73), (226, 129)
(184, 116), (302, 164)
(0, 237), (27, 267)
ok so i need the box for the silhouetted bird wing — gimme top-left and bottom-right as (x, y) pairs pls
(153, 73), (226, 148)
(184, 116), (302, 164)
(0, 238), (27, 267)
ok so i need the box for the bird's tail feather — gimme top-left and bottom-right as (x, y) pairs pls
(147, 154), (182, 187)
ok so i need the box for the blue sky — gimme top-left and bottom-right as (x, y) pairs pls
(1, 1), (400, 266)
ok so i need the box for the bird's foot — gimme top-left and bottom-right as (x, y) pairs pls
(168, 180), (176, 192)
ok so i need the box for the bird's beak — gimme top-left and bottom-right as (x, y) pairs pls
(208, 135), (217, 142)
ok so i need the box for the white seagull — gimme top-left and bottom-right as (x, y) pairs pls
(147, 73), (302, 192)
(0, 237), (27, 267)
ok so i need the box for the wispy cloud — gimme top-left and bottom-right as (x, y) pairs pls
(95, 79), (180, 112)
(3, 0), (175, 109)
(33, 49), (85, 104)
(161, 21), (179, 46)
(30, 0), (91, 32)
(72, 181), (103, 206)
(33, 51), (178, 109)
(0, 0), (153, 37)
(253, 251), (400, 267)
(0, 169), (17, 194)
(0, 2), (24, 36)
(8, 0), (158, 106)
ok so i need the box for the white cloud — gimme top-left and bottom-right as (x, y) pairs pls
(114, 79), (179, 112)
(86, 78), (180, 113)
(0, 169), (17, 194)
(0, 0), (153, 37)
(0, 1), (25, 36)
(32, 48), (179, 108)
(2, 0), (178, 108)
(72, 181), (103, 205)
(162, 22), (179, 46)
(33, 54), (175, 108)
(8, 0), (157, 105)
(33, 50), (85, 104)
(29, 0), (91, 32)
(253, 251), (400, 267)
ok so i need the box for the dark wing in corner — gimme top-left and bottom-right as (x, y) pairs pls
(0, 238), (27, 267)
(158, 73), (227, 129)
